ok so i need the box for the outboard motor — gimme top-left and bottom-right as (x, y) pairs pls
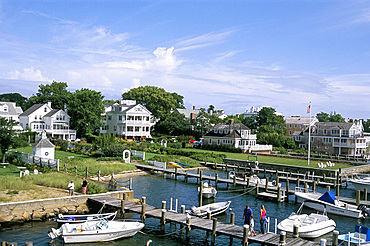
(358, 204), (370, 217)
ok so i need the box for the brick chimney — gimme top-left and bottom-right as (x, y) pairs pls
(193, 106), (195, 110)
(190, 113), (194, 120)
(229, 119), (234, 124)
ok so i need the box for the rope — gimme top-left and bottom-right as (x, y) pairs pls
(217, 187), (256, 200)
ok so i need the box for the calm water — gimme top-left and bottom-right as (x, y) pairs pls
(0, 169), (368, 245)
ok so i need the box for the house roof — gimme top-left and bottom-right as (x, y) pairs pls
(19, 104), (44, 117)
(204, 123), (250, 138)
(177, 108), (200, 119)
(314, 122), (353, 130)
(44, 109), (59, 117)
(0, 101), (23, 116)
(284, 116), (317, 125)
(33, 138), (55, 148)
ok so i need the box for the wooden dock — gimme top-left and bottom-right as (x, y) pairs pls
(88, 196), (319, 246)
(134, 163), (288, 202)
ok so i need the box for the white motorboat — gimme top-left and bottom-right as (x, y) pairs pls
(349, 175), (370, 193)
(48, 219), (144, 243)
(56, 211), (117, 224)
(295, 188), (368, 219)
(229, 171), (281, 187)
(198, 182), (217, 198)
(338, 225), (370, 246)
(188, 201), (231, 217)
(277, 203), (336, 238)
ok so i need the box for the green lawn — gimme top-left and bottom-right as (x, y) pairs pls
(0, 164), (23, 176)
(179, 148), (352, 169)
(11, 147), (92, 160)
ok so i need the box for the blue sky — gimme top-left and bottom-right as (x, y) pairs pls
(1, 1), (370, 119)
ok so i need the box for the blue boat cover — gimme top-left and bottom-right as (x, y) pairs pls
(355, 225), (370, 242)
(318, 191), (337, 204)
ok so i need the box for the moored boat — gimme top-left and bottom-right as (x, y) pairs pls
(277, 203), (336, 238)
(294, 189), (369, 219)
(338, 225), (370, 245)
(349, 175), (370, 193)
(198, 182), (217, 198)
(48, 219), (144, 243)
(56, 211), (117, 224)
(229, 171), (281, 187)
(188, 201), (231, 217)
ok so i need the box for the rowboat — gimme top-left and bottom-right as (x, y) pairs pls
(198, 182), (217, 198)
(48, 219), (144, 243)
(277, 203), (336, 238)
(56, 211), (117, 224)
(187, 201), (231, 217)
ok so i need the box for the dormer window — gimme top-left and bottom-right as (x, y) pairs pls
(219, 130), (223, 134)
(3, 105), (8, 112)
(214, 129), (218, 134)
(44, 107), (47, 112)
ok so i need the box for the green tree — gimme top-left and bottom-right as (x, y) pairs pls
(316, 112), (330, 122)
(154, 110), (191, 135)
(0, 118), (17, 162)
(0, 93), (28, 110)
(26, 81), (72, 110)
(193, 110), (212, 139)
(207, 105), (215, 113)
(67, 89), (105, 139)
(241, 115), (258, 132)
(363, 119), (370, 133)
(122, 86), (179, 119)
(329, 113), (345, 122)
(257, 107), (286, 135)
(171, 92), (185, 109)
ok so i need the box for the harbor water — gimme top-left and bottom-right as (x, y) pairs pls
(0, 169), (368, 245)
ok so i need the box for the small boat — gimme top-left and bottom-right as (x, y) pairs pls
(187, 201), (231, 217)
(198, 182), (217, 198)
(277, 203), (336, 238)
(349, 174), (370, 193)
(295, 189), (369, 219)
(56, 211), (117, 224)
(229, 171), (281, 187)
(48, 219), (144, 243)
(338, 225), (370, 245)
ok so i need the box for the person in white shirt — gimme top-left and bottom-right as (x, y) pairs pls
(68, 180), (74, 196)
(249, 214), (257, 236)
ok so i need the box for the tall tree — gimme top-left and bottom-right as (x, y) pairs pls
(171, 92), (185, 109)
(154, 110), (191, 135)
(67, 89), (105, 138)
(122, 86), (179, 119)
(26, 81), (72, 110)
(0, 118), (17, 162)
(316, 112), (330, 122)
(207, 104), (215, 113)
(0, 93), (28, 110)
(363, 119), (370, 133)
(329, 113), (345, 122)
(257, 107), (286, 135)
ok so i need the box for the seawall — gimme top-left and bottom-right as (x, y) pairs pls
(0, 190), (133, 225)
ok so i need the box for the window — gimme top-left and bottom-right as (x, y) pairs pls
(289, 124), (292, 128)
(217, 139), (220, 145)
(135, 126), (140, 131)
(44, 107), (47, 112)
(108, 116), (112, 120)
(3, 105), (8, 112)
(323, 129), (327, 134)
(114, 126), (117, 131)
(289, 131), (292, 135)
(127, 126), (133, 131)
(209, 139), (212, 144)
(118, 115), (122, 121)
(35, 115), (37, 120)
(146, 127), (149, 131)
(294, 124), (297, 128)
(331, 129), (340, 135)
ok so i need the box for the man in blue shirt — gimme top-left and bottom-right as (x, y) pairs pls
(243, 205), (253, 225)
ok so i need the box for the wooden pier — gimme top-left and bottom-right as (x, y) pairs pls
(88, 196), (319, 246)
(134, 163), (288, 202)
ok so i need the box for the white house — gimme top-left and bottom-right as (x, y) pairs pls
(19, 102), (76, 141)
(100, 100), (155, 140)
(202, 120), (272, 153)
(0, 101), (23, 130)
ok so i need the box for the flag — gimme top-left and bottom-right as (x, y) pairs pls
(312, 126), (316, 133)
(307, 105), (311, 114)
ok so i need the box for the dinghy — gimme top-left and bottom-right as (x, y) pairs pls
(188, 201), (231, 217)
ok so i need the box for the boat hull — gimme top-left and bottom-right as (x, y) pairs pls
(57, 212), (117, 224)
(350, 179), (370, 193)
(295, 192), (363, 218)
(58, 220), (144, 243)
(189, 201), (231, 217)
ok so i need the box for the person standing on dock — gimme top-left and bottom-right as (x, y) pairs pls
(68, 180), (74, 196)
(249, 215), (257, 236)
(81, 177), (89, 195)
(260, 204), (267, 234)
(243, 205), (253, 226)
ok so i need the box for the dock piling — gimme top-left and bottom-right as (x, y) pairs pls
(230, 213), (235, 225)
(356, 190), (361, 206)
(211, 218), (217, 245)
(242, 225), (249, 246)
(279, 231), (286, 246)
(293, 224), (299, 238)
(161, 209), (166, 230)
(332, 230), (339, 246)
(162, 200), (166, 210)
(365, 188), (368, 201)
(181, 205), (186, 214)
(265, 177), (269, 191)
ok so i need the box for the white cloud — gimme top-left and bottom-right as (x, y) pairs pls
(131, 78), (140, 88)
(7, 67), (48, 82)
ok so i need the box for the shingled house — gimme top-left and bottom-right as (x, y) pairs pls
(202, 120), (272, 153)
